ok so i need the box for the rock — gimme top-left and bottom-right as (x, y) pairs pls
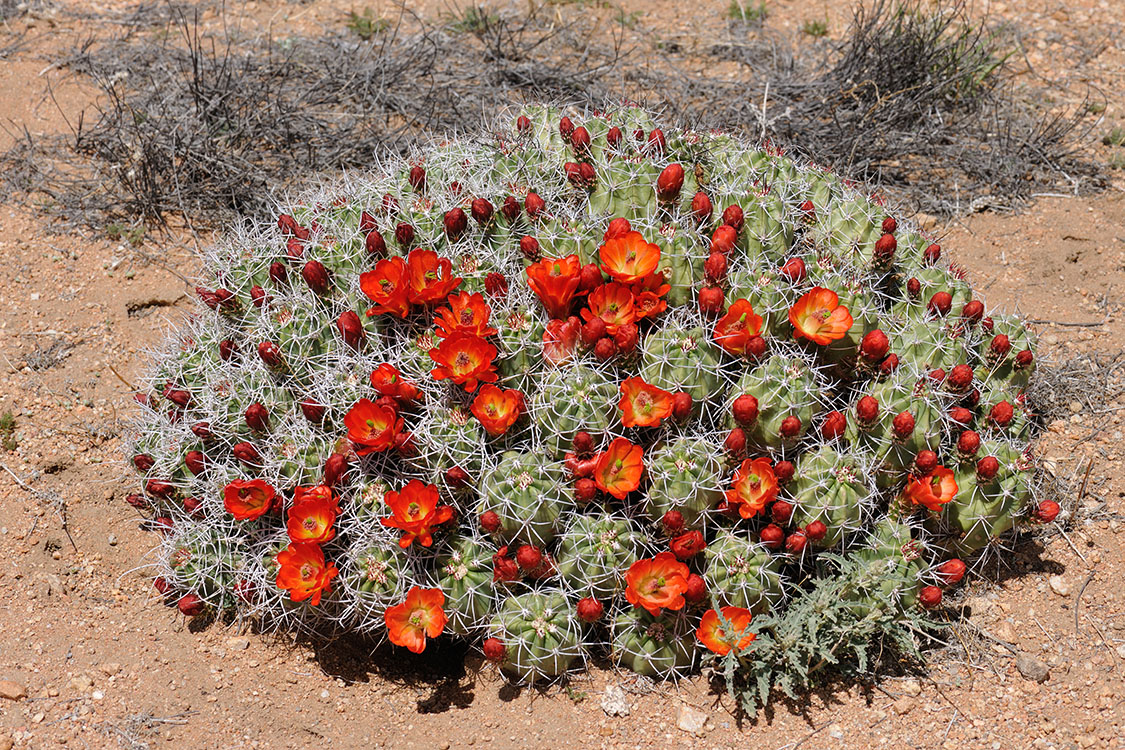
(900, 679), (922, 696)
(1116, 644), (1125, 660)
(995, 621), (1017, 642)
(600, 685), (630, 717)
(892, 697), (915, 715)
(828, 723), (844, 739)
(1049, 576), (1070, 597)
(108, 534), (117, 546)
(1016, 653), (1050, 683)
(676, 703), (708, 735)
(69, 674), (93, 692)
(0, 735), (12, 750)
(0, 680), (27, 701)
(227, 636), (251, 651)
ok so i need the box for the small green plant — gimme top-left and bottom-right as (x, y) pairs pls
(346, 8), (389, 41)
(448, 6), (499, 33)
(801, 18), (828, 37)
(0, 411), (17, 452)
(1086, 101), (1106, 115)
(1102, 126), (1125, 147)
(728, 0), (767, 24)
(105, 223), (145, 247)
(614, 7), (642, 28)
(1108, 153), (1125, 171)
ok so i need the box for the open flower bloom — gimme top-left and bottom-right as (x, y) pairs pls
(580, 282), (637, 335)
(384, 586), (448, 654)
(713, 298), (765, 355)
(631, 271), (671, 320)
(429, 333), (499, 392)
(594, 437), (644, 499)
(223, 478), (277, 521)
(360, 257), (411, 318)
(789, 287), (854, 345)
(903, 466), (959, 512)
(370, 363), (421, 403)
(725, 457), (778, 519)
(434, 291), (498, 339)
(526, 255), (582, 319)
(619, 376), (674, 428)
(287, 486), (340, 543)
(380, 479), (455, 547)
(624, 552), (689, 615)
(406, 248), (462, 305)
(542, 318), (580, 366)
(599, 231), (661, 284)
(276, 542), (338, 606)
(345, 398), (403, 455)
(471, 384), (524, 436)
(697, 606), (756, 655)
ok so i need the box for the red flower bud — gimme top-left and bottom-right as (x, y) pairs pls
(785, 532), (808, 554)
(855, 395), (879, 425)
(154, 576), (171, 595)
(360, 229), (385, 259)
(381, 193), (400, 215)
(989, 334), (1011, 359)
(684, 574), (707, 604)
(153, 516), (174, 534)
(745, 334), (767, 361)
(575, 478), (598, 503)
(923, 243), (941, 265)
(915, 450), (938, 475)
(710, 224), (737, 255)
(929, 368), (946, 384)
(774, 460), (795, 484)
(165, 388), (192, 408)
(578, 162), (596, 186)
(976, 455), (999, 481)
(1015, 350), (1034, 370)
(576, 597), (603, 623)
(949, 406), (973, 426)
(722, 204), (744, 234)
(606, 126), (623, 148)
(245, 402), (270, 432)
(593, 336), (617, 362)
(671, 391), (693, 421)
(1033, 500), (1060, 523)
(771, 500), (793, 524)
(881, 216), (897, 234)
(821, 410), (847, 441)
(301, 260), (330, 295)
(906, 277), (921, 298)
(471, 198), (494, 225)
(519, 235), (541, 261)
(671, 530), (706, 561)
(570, 125), (590, 153)
(698, 285), (724, 318)
(183, 496), (203, 518)
(860, 329), (890, 362)
(604, 217), (632, 239)
(524, 192), (545, 218)
(443, 208), (468, 241)
(359, 210), (377, 233)
(989, 401), (1014, 427)
(177, 594), (205, 617)
(656, 163), (684, 201)
(579, 263), (603, 292)
(516, 544), (542, 571)
(127, 493), (149, 510)
(961, 300), (984, 324)
(948, 364), (973, 391)
(484, 272), (509, 299)
(760, 524), (784, 549)
(798, 200), (815, 220)
(336, 310), (365, 351)
(493, 552), (519, 582)
(483, 637), (506, 662)
(500, 195), (521, 222)
(133, 453), (155, 472)
(873, 233), (897, 264)
(480, 510), (502, 533)
(981, 316), (994, 333)
(572, 430), (595, 456)
(257, 341), (283, 369)
(395, 222), (415, 247)
(394, 431), (417, 459)
(661, 510), (685, 535)
(408, 165), (426, 193)
(704, 252), (727, 282)
(780, 415), (802, 439)
(957, 430), (981, 457)
(633, 128), (645, 142)
(559, 116), (574, 139)
(646, 128), (666, 155)
(269, 261), (288, 285)
(937, 559), (967, 586)
(724, 427), (747, 456)
(191, 422), (213, 442)
(918, 585), (943, 609)
(614, 322), (639, 353)
(780, 256), (806, 283)
(805, 520), (828, 541)
(928, 291), (953, 317)
(286, 237), (304, 260)
(892, 411), (915, 439)
(732, 394), (759, 426)
(516, 115), (531, 133)
(879, 354), (900, 376)
(323, 452), (350, 487)
(184, 451), (205, 475)
(249, 285), (267, 308)
(691, 192), (713, 224)
(232, 442), (262, 466)
(299, 398), (325, 423)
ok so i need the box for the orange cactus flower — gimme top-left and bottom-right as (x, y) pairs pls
(789, 286), (854, 345)
(624, 551), (689, 615)
(580, 282), (637, 335)
(619, 376), (674, 428)
(542, 317), (580, 366)
(697, 606), (756, 655)
(599, 231), (661, 284)
(471, 384), (524, 436)
(429, 332), (499, 392)
(223, 478), (276, 521)
(380, 479), (455, 548)
(275, 542), (338, 606)
(434, 291), (498, 339)
(526, 255), (582, 320)
(406, 248), (462, 305)
(713, 298), (765, 356)
(725, 457), (779, 519)
(631, 272), (671, 320)
(903, 466), (959, 512)
(360, 256), (411, 318)
(344, 397), (403, 455)
(594, 437), (644, 500)
(370, 363), (421, 403)
(385, 586), (448, 654)
(287, 485), (340, 544)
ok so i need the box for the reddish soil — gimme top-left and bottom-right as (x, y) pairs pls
(0, 1), (1123, 748)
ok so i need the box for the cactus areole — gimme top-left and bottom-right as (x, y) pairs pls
(128, 105), (1040, 686)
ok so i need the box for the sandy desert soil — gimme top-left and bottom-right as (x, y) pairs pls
(0, 1), (1124, 748)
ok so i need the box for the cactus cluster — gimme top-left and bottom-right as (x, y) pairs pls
(127, 104), (1048, 687)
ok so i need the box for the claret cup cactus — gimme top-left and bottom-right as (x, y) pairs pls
(128, 104), (1043, 690)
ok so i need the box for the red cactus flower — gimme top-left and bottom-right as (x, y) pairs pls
(670, 530), (706, 561)
(726, 457), (779, 519)
(429, 333), (499, 392)
(618, 376), (674, 428)
(624, 552), (689, 615)
(344, 398), (403, 455)
(526, 255), (582, 319)
(471, 384), (524, 436)
(594, 437), (644, 500)
(360, 256), (411, 318)
(581, 282), (637, 335)
(903, 466), (959, 512)
(370, 363), (422, 403)
(287, 485), (340, 544)
(630, 272), (670, 320)
(404, 248), (462, 305)
(542, 317), (581, 366)
(276, 542), (338, 606)
(385, 586), (447, 654)
(789, 287), (854, 345)
(380, 479), (455, 548)
(697, 606), (755, 655)
(713, 298), (765, 356)
(598, 231), (661, 284)
(223, 478), (277, 521)
(434, 291), (498, 339)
